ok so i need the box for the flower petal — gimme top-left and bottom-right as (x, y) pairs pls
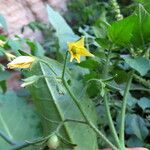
(75, 37), (84, 47)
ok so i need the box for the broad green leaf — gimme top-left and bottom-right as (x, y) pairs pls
(108, 16), (135, 46)
(27, 57), (98, 150)
(123, 56), (150, 76)
(46, 5), (78, 51)
(0, 91), (42, 149)
(131, 4), (150, 47)
(0, 14), (7, 32)
(125, 114), (149, 140)
(78, 59), (100, 69)
(137, 97), (150, 111)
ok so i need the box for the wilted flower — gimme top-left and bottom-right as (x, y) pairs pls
(67, 37), (94, 63)
(7, 56), (35, 69)
(5, 52), (16, 61)
(0, 40), (5, 47)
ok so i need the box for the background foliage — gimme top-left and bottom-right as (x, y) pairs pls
(0, 0), (150, 149)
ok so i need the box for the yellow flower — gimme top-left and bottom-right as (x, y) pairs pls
(0, 40), (5, 47)
(7, 56), (35, 69)
(5, 52), (16, 61)
(67, 37), (94, 63)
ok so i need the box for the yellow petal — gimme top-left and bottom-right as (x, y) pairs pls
(78, 47), (94, 57)
(75, 37), (84, 47)
(74, 54), (81, 63)
(70, 54), (74, 62)
(67, 37), (94, 63)
(67, 42), (73, 51)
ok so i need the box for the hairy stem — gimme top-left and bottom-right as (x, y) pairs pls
(102, 51), (121, 149)
(119, 71), (134, 149)
(103, 93), (121, 148)
(62, 79), (118, 150)
(110, 0), (123, 20)
(62, 53), (118, 150)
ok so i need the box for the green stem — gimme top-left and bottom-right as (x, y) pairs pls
(103, 93), (121, 148)
(39, 59), (57, 76)
(0, 130), (16, 145)
(102, 51), (121, 149)
(62, 53), (118, 150)
(63, 79), (118, 150)
(133, 73), (150, 88)
(61, 51), (68, 80)
(119, 71), (134, 149)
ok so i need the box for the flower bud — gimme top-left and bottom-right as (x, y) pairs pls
(47, 134), (59, 149)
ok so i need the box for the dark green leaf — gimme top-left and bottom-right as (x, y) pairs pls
(108, 16), (135, 46)
(137, 97), (150, 111)
(127, 136), (144, 147)
(96, 38), (110, 49)
(0, 80), (7, 93)
(78, 59), (100, 69)
(126, 114), (149, 140)
(123, 56), (150, 76)
(131, 4), (150, 47)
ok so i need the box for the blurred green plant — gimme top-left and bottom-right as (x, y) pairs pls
(0, 0), (150, 150)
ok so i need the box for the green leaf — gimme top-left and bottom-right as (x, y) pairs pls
(27, 40), (45, 57)
(127, 135), (144, 147)
(0, 80), (7, 93)
(78, 59), (100, 69)
(7, 39), (21, 55)
(93, 19), (109, 39)
(96, 38), (110, 49)
(137, 97), (150, 111)
(131, 4), (150, 47)
(27, 57), (98, 150)
(0, 71), (11, 93)
(108, 15), (135, 46)
(126, 114), (149, 140)
(0, 14), (7, 32)
(46, 5), (78, 51)
(0, 91), (42, 149)
(0, 64), (5, 72)
(123, 56), (150, 76)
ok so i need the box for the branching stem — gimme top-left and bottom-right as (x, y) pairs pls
(61, 53), (119, 150)
(102, 50), (121, 149)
